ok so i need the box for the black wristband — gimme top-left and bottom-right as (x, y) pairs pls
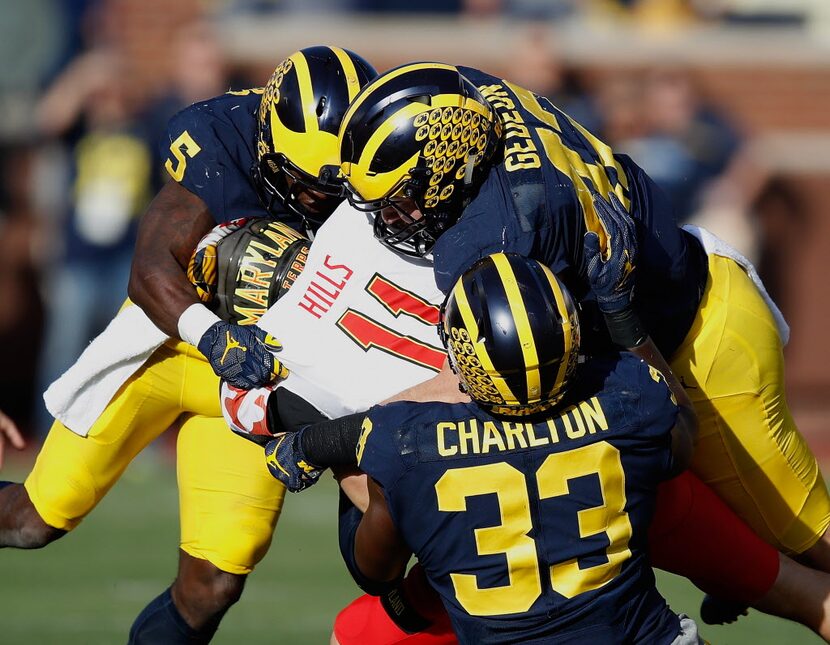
(380, 585), (432, 634)
(603, 308), (648, 349)
(300, 413), (366, 467)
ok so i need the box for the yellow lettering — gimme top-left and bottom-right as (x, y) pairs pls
(481, 422), (507, 454)
(165, 131), (201, 182)
(459, 420), (481, 455)
(505, 154), (541, 171)
(356, 417), (373, 465)
(235, 287), (270, 307)
(526, 423), (549, 447)
(502, 422), (529, 450)
(505, 138), (537, 157)
(563, 406), (586, 439)
(262, 227), (301, 250)
(579, 398), (608, 434)
(233, 306), (267, 325)
(226, 87), (265, 96)
(246, 241), (279, 267)
(238, 266), (273, 289)
(503, 121), (531, 139)
(437, 422), (458, 457)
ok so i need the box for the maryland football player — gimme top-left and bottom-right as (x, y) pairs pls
(0, 46), (375, 644)
(336, 63), (830, 571)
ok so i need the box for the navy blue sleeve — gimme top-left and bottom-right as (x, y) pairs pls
(160, 91), (268, 224)
(356, 404), (409, 492)
(432, 172), (534, 293)
(604, 355), (677, 479)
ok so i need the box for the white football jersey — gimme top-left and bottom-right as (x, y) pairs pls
(259, 203), (443, 418)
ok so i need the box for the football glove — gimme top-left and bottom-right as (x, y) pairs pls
(197, 321), (288, 389)
(220, 381), (277, 446)
(583, 190), (638, 315)
(264, 430), (324, 492)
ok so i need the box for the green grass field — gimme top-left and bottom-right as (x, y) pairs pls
(0, 450), (822, 644)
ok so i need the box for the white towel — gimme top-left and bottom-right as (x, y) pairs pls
(683, 224), (790, 346)
(43, 303), (169, 436)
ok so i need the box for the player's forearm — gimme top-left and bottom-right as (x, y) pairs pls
(128, 182), (216, 338)
(352, 480), (411, 592)
(629, 336), (693, 411)
(382, 359), (470, 405)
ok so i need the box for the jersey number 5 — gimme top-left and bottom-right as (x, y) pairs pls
(434, 441), (633, 616)
(165, 130), (202, 182)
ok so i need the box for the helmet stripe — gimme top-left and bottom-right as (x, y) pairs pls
(539, 263), (575, 399)
(492, 253), (541, 403)
(347, 93), (491, 201)
(341, 62), (460, 141)
(290, 52), (317, 135)
(329, 46), (361, 101)
(452, 274), (517, 405)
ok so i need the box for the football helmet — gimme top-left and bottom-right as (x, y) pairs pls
(254, 46), (377, 232)
(188, 218), (310, 325)
(339, 62), (502, 257)
(440, 253), (581, 416)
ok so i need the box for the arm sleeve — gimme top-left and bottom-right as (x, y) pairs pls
(299, 413), (366, 467)
(162, 104), (227, 220)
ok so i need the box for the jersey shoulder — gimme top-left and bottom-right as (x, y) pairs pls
(163, 90), (261, 168)
(578, 353), (678, 442)
(162, 90), (274, 223)
(358, 401), (449, 489)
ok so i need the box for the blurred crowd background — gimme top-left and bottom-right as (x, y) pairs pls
(1, 0), (829, 449)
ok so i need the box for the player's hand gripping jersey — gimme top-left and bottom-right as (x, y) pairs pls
(430, 67), (708, 356)
(357, 353), (682, 644)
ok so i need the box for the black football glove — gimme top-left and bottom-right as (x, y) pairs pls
(584, 191), (646, 348)
(198, 321), (288, 389)
(265, 430), (324, 492)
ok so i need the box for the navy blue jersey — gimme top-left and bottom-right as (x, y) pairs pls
(161, 89), (303, 230)
(432, 67), (708, 356)
(358, 353), (680, 644)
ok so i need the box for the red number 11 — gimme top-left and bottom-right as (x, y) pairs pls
(336, 274), (445, 372)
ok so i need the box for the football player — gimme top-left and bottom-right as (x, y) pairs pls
(0, 46), (376, 644)
(339, 252), (704, 643)
(230, 197), (830, 642)
(336, 63), (830, 574)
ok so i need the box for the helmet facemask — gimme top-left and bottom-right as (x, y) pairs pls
(253, 152), (343, 232)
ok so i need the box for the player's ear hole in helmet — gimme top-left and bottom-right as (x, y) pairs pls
(188, 218), (310, 325)
(254, 46), (377, 232)
(338, 62), (502, 258)
(439, 253), (581, 417)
